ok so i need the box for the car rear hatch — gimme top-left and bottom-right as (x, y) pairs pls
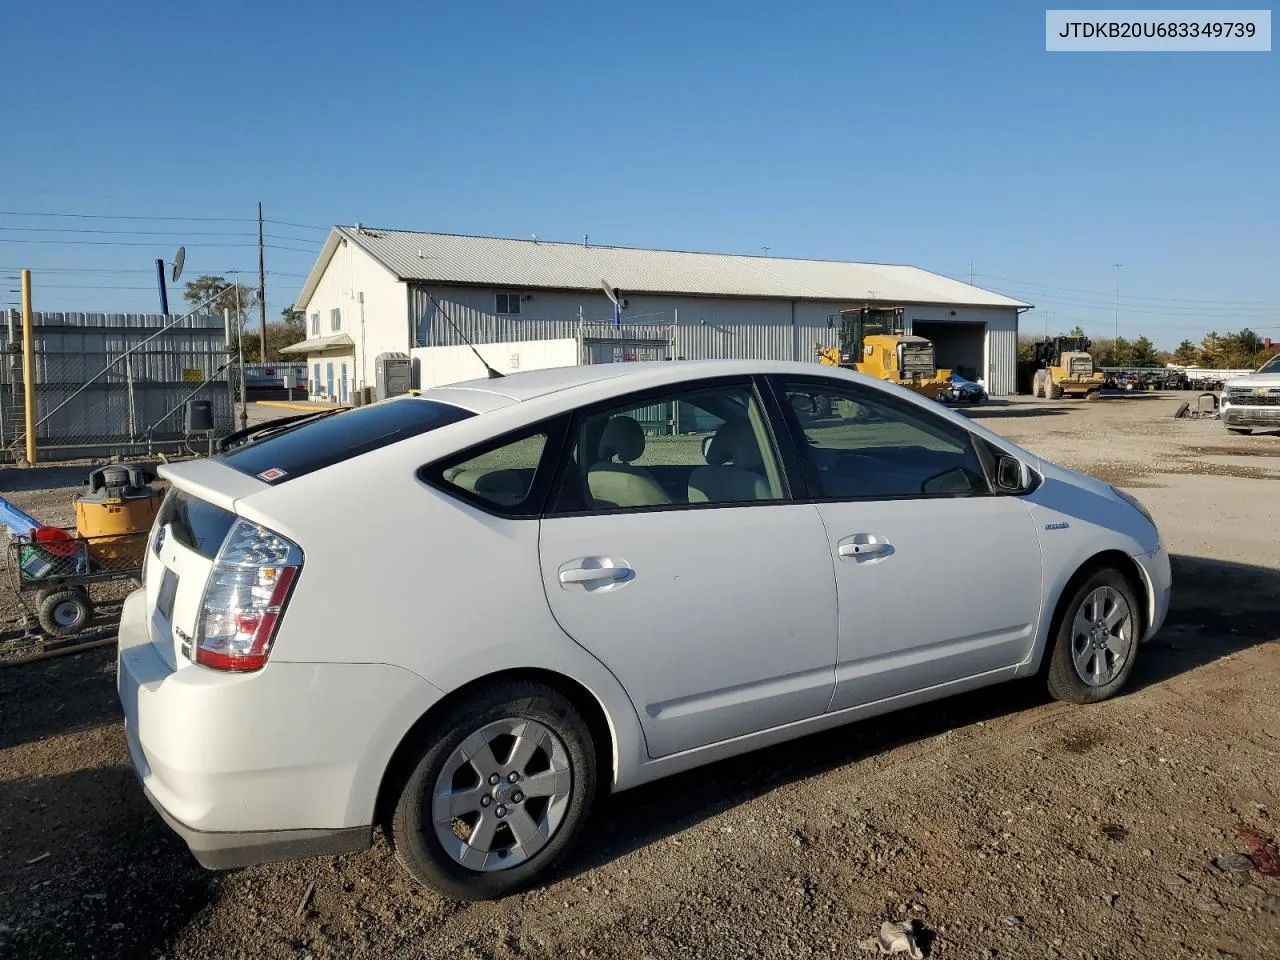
(142, 396), (477, 670)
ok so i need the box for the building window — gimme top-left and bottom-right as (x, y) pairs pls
(330, 307), (342, 331)
(496, 292), (522, 316)
(310, 313), (320, 336)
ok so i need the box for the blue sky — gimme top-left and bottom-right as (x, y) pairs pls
(3, 1), (1276, 346)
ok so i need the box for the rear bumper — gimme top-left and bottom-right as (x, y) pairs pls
(138, 780), (370, 869)
(1221, 404), (1280, 428)
(116, 588), (445, 868)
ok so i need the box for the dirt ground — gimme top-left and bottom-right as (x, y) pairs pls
(1, 393), (1277, 960)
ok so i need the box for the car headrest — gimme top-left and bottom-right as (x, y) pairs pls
(598, 416), (646, 464)
(706, 419), (764, 470)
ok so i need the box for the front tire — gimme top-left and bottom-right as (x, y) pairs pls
(389, 682), (596, 901)
(1046, 568), (1141, 705)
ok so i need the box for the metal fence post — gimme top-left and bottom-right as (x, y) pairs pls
(125, 353), (137, 441)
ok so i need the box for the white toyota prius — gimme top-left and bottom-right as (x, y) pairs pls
(118, 359), (1171, 900)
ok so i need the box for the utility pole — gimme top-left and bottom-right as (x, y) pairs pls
(258, 201), (267, 363)
(969, 262), (974, 285)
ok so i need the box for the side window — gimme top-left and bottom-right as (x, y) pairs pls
(310, 313), (320, 335)
(496, 292), (522, 315)
(778, 379), (990, 500)
(330, 307), (342, 331)
(436, 432), (548, 510)
(551, 382), (787, 513)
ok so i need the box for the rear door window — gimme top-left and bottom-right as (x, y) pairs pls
(219, 397), (474, 484)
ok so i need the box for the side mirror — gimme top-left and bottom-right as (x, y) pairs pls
(701, 435), (714, 462)
(996, 455), (1030, 494)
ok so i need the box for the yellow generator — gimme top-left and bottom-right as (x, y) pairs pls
(1032, 336), (1105, 400)
(74, 465), (164, 569)
(816, 306), (953, 400)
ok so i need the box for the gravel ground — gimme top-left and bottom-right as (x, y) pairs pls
(1, 393), (1278, 960)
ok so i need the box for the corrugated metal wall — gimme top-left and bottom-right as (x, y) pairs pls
(0, 311), (234, 460)
(408, 285), (1021, 395)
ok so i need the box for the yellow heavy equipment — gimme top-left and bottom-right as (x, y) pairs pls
(1032, 336), (1105, 400)
(816, 306), (953, 400)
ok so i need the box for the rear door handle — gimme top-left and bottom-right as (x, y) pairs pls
(836, 535), (894, 560)
(558, 562), (634, 586)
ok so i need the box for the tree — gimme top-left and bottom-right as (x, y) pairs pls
(183, 274), (256, 326)
(1129, 335), (1159, 367)
(273, 306), (306, 358)
(1171, 339), (1198, 365)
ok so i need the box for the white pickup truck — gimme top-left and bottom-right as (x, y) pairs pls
(1219, 354), (1280, 435)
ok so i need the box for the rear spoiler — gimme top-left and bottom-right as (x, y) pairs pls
(157, 457), (268, 513)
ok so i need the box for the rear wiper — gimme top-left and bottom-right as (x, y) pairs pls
(216, 408), (346, 453)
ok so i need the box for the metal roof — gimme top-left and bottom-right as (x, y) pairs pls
(277, 332), (354, 355)
(296, 227), (1030, 311)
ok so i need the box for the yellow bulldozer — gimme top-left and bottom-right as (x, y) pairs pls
(1032, 335), (1105, 400)
(816, 306), (953, 400)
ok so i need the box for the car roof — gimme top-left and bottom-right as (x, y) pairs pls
(421, 359), (839, 409)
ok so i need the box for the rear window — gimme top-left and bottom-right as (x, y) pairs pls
(218, 397), (474, 484)
(159, 491), (236, 559)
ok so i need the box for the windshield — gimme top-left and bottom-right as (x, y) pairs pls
(1257, 354), (1280, 374)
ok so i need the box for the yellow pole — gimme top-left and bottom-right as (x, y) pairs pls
(20, 269), (37, 465)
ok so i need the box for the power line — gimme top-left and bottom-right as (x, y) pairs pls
(0, 265), (307, 277)
(0, 225), (257, 237)
(263, 233), (323, 245)
(0, 238), (261, 247)
(264, 243), (322, 254)
(264, 219), (330, 232)
(994, 283), (1276, 316)
(975, 272), (1272, 305)
(0, 210), (253, 222)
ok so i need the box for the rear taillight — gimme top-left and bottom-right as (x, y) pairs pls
(195, 518), (302, 672)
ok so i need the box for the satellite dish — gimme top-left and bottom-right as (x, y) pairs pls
(601, 280), (620, 306)
(171, 246), (186, 283)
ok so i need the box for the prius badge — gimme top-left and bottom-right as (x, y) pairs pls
(1044, 521), (1070, 530)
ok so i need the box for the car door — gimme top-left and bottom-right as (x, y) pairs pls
(770, 375), (1044, 713)
(538, 377), (838, 759)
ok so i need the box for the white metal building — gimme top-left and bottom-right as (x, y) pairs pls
(289, 227), (1030, 400)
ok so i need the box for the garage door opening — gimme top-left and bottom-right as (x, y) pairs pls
(911, 321), (986, 383)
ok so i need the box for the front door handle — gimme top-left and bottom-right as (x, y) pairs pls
(558, 562), (634, 586)
(836, 535), (895, 560)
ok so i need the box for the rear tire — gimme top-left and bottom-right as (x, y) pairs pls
(37, 587), (93, 637)
(1046, 568), (1141, 705)
(1085, 389), (1101, 402)
(389, 682), (596, 901)
(1032, 370), (1045, 399)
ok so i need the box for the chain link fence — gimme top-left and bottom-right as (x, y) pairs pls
(0, 310), (237, 463)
